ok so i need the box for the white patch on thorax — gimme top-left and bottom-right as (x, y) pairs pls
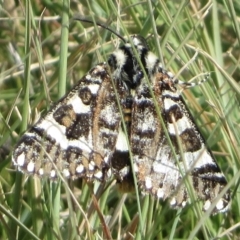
(113, 49), (127, 68)
(145, 52), (158, 71)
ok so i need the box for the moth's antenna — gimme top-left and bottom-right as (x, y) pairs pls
(73, 16), (126, 43)
(174, 72), (211, 89)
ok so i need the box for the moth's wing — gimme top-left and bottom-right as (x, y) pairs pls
(131, 70), (230, 213)
(12, 63), (127, 180)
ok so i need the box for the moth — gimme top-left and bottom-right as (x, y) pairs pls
(12, 35), (230, 214)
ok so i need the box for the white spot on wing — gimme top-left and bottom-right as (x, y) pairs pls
(141, 113), (155, 132)
(76, 164), (84, 173)
(119, 166), (130, 176)
(68, 95), (90, 114)
(157, 188), (164, 199)
(50, 170), (56, 178)
(69, 138), (92, 153)
(27, 161), (35, 172)
(216, 199), (224, 211)
(167, 71), (174, 78)
(104, 155), (110, 164)
(88, 84), (100, 95)
(86, 74), (91, 80)
(154, 145), (180, 186)
(39, 168), (44, 175)
(94, 171), (103, 179)
(38, 114), (93, 152)
(89, 161), (95, 171)
(162, 90), (180, 98)
(100, 105), (119, 126)
(168, 116), (192, 135)
(170, 198), (177, 206)
(203, 199), (211, 211)
(183, 146), (218, 170)
(182, 201), (187, 207)
(38, 116), (68, 149)
(15, 152), (25, 166)
(133, 163), (139, 172)
(153, 161), (176, 174)
(164, 98), (178, 111)
(145, 177), (152, 189)
(217, 200), (229, 212)
(106, 168), (112, 178)
(63, 169), (70, 177)
(115, 130), (129, 152)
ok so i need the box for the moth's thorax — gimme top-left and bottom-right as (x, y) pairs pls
(108, 35), (150, 88)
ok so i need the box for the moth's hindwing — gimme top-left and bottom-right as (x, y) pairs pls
(12, 63), (128, 180)
(131, 56), (230, 213)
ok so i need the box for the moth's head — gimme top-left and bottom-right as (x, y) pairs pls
(73, 18), (159, 88)
(108, 35), (150, 89)
(125, 35), (149, 53)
